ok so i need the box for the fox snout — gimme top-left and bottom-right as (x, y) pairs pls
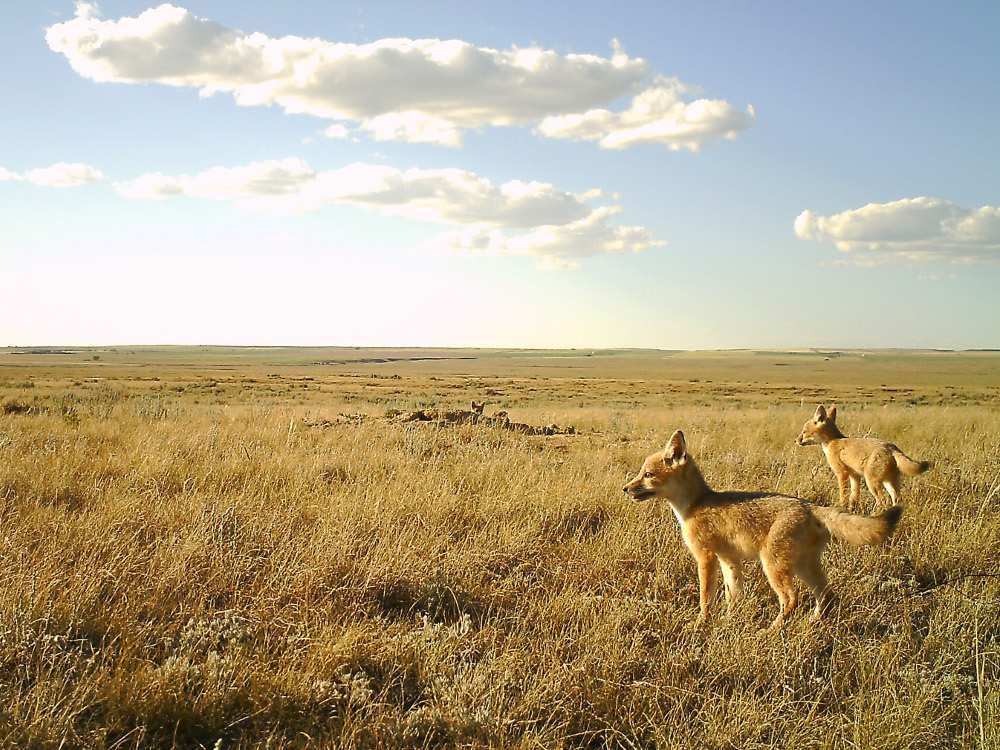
(623, 480), (654, 502)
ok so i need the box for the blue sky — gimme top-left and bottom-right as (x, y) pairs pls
(2, 1), (998, 348)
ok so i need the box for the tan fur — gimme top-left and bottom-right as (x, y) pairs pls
(810, 504), (903, 546)
(624, 430), (902, 629)
(797, 404), (931, 509)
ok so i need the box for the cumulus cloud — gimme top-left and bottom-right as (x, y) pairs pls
(436, 206), (664, 269)
(538, 78), (755, 151)
(115, 159), (664, 265)
(795, 197), (1000, 264)
(46, 3), (752, 149)
(0, 162), (103, 188)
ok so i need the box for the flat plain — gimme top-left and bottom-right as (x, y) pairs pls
(1, 347), (998, 749)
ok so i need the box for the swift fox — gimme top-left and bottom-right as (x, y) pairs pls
(797, 404), (931, 509)
(623, 430), (902, 629)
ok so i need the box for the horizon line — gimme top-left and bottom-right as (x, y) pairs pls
(2, 344), (998, 354)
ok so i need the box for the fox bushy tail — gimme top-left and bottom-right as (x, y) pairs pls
(889, 445), (932, 476)
(813, 505), (903, 546)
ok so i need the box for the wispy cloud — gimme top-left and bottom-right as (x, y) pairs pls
(115, 159), (665, 267)
(47, 3), (753, 149)
(0, 162), (104, 188)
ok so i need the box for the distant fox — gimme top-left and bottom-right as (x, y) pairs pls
(797, 405), (931, 509)
(624, 430), (902, 629)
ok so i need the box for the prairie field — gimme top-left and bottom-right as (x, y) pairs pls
(0, 347), (998, 749)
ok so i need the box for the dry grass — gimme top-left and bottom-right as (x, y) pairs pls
(0, 349), (998, 749)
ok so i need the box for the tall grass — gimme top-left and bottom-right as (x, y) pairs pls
(0, 378), (996, 748)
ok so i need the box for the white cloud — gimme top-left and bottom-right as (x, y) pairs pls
(436, 206), (665, 269)
(359, 112), (463, 147)
(116, 158), (314, 200)
(115, 159), (663, 266)
(46, 3), (752, 149)
(538, 78), (755, 151)
(795, 197), (1000, 263)
(0, 162), (103, 188)
(322, 123), (351, 140)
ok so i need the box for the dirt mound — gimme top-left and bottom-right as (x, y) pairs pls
(303, 402), (577, 435)
(385, 402), (576, 435)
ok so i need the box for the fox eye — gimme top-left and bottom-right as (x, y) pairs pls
(643, 471), (655, 479)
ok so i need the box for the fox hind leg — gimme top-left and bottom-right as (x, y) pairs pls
(864, 470), (888, 507)
(719, 558), (744, 606)
(883, 480), (899, 503)
(796, 553), (834, 621)
(864, 451), (896, 507)
(882, 462), (901, 503)
(760, 552), (798, 629)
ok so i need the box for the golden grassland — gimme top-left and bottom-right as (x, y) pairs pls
(0, 347), (998, 749)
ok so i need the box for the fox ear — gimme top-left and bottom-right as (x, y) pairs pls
(827, 404), (837, 422)
(664, 430), (687, 463)
(814, 404), (827, 422)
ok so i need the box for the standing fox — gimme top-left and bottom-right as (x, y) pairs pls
(797, 405), (931, 509)
(624, 430), (902, 629)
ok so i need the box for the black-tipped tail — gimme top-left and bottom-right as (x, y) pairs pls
(883, 505), (903, 536)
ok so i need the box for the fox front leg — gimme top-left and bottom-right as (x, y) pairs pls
(696, 557), (721, 624)
(836, 472), (851, 509)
